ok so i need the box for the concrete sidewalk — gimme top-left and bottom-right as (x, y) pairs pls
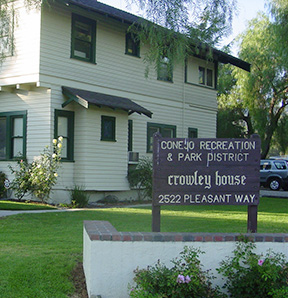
(0, 204), (152, 218)
(0, 209), (78, 218)
(0, 190), (286, 218)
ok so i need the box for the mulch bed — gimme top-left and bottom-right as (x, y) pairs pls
(70, 262), (88, 298)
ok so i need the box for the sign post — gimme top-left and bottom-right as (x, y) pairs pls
(152, 133), (261, 232)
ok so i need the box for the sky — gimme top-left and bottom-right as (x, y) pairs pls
(99, 0), (268, 56)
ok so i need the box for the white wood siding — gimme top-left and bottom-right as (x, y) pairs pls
(0, 87), (51, 178)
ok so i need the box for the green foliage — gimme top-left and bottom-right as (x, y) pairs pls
(217, 6), (288, 158)
(127, 156), (153, 199)
(0, 171), (7, 198)
(8, 137), (63, 202)
(127, 0), (236, 77)
(218, 241), (288, 298)
(69, 185), (89, 208)
(130, 246), (226, 298)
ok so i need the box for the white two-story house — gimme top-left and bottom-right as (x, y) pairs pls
(0, 0), (250, 203)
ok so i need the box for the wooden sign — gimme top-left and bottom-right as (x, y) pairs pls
(152, 133), (261, 232)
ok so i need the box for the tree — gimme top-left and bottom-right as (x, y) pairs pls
(128, 0), (237, 75)
(218, 1), (288, 158)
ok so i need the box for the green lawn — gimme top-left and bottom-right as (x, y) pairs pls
(0, 200), (56, 210)
(0, 197), (287, 297)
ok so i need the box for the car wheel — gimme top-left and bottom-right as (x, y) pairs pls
(268, 178), (281, 191)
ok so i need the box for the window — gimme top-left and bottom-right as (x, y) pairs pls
(71, 14), (96, 63)
(55, 110), (74, 161)
(207, 69), (213, 87)
(188, 128), (198, 138)
(147, 123), (176, 152)
(0, 111), (27, 160)
(101, 116), (116, 142)
(125, 32), (140, 57)
(199, 67), (213, 87)
(158, 56), (173, 82)
(128, 119), (133, 151)
(198, 67), (205, 85)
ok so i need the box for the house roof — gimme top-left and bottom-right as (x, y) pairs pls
(62, 86), (153, 118)
(64, 0), (251, 72)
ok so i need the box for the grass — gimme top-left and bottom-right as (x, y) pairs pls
(0, 197), (287, 297)
(0, 200), (56, 210)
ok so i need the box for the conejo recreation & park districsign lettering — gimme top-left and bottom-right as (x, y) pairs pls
(153, 133), (261, 206)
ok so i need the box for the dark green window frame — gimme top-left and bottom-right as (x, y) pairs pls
(101, 116), (116, 142)
(0, 111), (27, 160)
(54, 110), (74, 161)
(71, 14), (96, 63)
(147, 123), (176, 153)
(188, 128), (198, 138)
(125, 32), (140, 57)
(128, 119), (133, 151)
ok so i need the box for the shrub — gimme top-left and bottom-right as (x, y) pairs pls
(217, 240), (288, 298)
(69, 185), (89, 208)
(8, 137), (63, 202)
(129, 246), (226, 298)
(127, 156), (153, 199)
(0, 171), (7, 198)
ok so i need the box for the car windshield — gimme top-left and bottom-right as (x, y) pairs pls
(260, 162), (271, 170)
(274, 161), (287, 170)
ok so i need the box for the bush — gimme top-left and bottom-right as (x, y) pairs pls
(218, 240), (288, 298)
(69, 185), (89, 208)
(127, 156), (153, 199)
(8, 137), (63, 202)
(0, 171), (7, 198)
(129, 246), (226, 298)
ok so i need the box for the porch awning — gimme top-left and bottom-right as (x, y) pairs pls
(62, 86), (153, 118)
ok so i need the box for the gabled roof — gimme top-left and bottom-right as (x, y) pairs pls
(62, 86), (153, 118)
(63, 0), (250, 72)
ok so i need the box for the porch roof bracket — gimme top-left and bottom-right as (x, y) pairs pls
(62, 90), (89, 108)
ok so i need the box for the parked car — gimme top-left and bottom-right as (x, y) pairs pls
(260, 159), (288, 190)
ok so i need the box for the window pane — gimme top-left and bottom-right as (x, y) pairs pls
(13, 117), (23, 136)
(58, 116), (68, 137)
(74, 40), (91, 59)
(13, 138), (23, 157)
(75, 21), (92, 42)
(61, 138), (68, 159)
(0, 117), (6, 159)
(101, 116), (115, 141)
(128, 120), (133, 151)
(199, 67), (205, 84)
(103, 120), (113, 139)
(158, 57), (172, 81)
(188, 128), (198, 138)
(148, 127), (159, 152)
(207, 69), (213, 86)
(162, 128), (174, 138)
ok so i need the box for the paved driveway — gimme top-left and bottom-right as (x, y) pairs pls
(260, 189), (288, 198)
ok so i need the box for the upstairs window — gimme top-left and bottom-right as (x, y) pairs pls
(71, 14), (96, 63)
(199, 66), (214, 87)
(158, 56), (173, 82)
(0, 111), (27, 160)
(125, 32), (140, 57)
